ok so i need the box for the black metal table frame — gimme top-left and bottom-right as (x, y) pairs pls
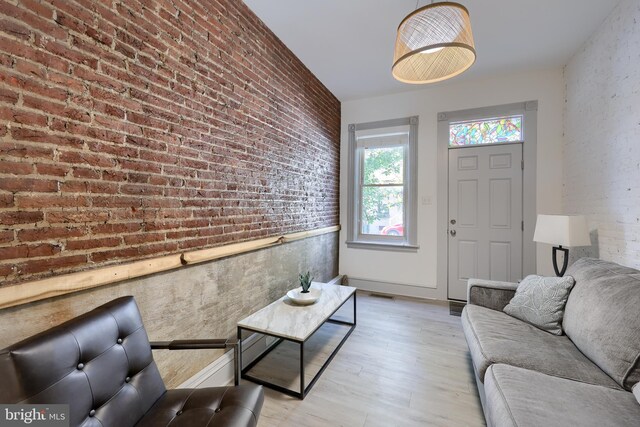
(237, 292), (356, 399)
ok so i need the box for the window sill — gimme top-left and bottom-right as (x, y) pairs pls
(345, 241), (419, 252)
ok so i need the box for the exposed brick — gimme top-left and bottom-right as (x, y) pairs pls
(17, 254), (87, 275)
(40, 38), (98, 69)
(0, 210), (43, 225)
(14, 59), (46, 79)
(0, 230), (13, 244)
(2, 108), (48, 127)
(0, 18), (31, 40)
(0, 0), (340, 285)
(91, 222), (143, 235)
(17, 226), (87, 242)
(120, 184), (163, 196)
(138, 241), (179, 256)
(4, 72), (70, 101)
(72, 167), (101, 179)
(0, 262), (13, 276)
(0, 243), (60, 260)
(0, 2), (66, 40)
(59, 151), (116, 168)
(90, 247), (139, 263)
(22, 96), (91, 123)
(87, 182), (119, 195)
(0, 192), (13, 208)
(0, 160), (33, 175)
(35, 163), (70, 177)
(57, 181), (86, 193)
(11, 128), (84, 149)
(15, 194), (89, 208)
(73, 66), (124, 92)
(66, 237), (121, 250)
(48, 72), (86, 95)
(0, 87), (19, 104)
(19, 0), (54, 20)
(92, 196), (143, 208)
(0, 142), (55, 159)
(46, 211), (110, 223)
(1, 178), (58, 193)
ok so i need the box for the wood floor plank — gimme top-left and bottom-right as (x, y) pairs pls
(253, 291), (485, 426)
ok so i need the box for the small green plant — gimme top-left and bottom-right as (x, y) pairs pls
(299, 271), (314, 293)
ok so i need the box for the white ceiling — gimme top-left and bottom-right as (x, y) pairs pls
(243, 0), (620, 101)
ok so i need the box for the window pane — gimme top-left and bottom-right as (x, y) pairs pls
(363, 146), (404, 185)
(449, 115), (523, 146)
(361, 186), (404, 236)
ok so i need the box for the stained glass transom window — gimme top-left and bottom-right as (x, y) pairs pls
(449, 115), (523, 146)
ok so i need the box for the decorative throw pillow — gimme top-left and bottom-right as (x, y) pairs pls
(503, 275), (576, 335)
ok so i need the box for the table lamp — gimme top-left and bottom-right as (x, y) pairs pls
(533, 215), (591, 276)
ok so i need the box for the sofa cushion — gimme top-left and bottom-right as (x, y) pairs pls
(503, 275), (575, 335)
(563, 258), (640, 390)
(484, 364), (640, 427)
(136, 384), (264, 427)
(634, 384), (640, 405)
(462, 304), (620, 388)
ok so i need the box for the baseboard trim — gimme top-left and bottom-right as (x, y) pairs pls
(347, 277), (446, 301)
(326, 274), (344, 286)
(178, 275), (344, 388)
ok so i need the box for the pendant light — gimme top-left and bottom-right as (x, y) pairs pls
(392, 1), (476, 84)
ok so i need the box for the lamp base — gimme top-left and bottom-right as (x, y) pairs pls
(552, 246), (569, 277)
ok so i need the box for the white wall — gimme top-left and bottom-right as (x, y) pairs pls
(340, 68), (564, 299)
(563, 0), (640, 269)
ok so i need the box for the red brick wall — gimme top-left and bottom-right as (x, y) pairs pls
(0, 0), (340, 286)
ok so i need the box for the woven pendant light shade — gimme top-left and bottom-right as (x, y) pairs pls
(392, 2), (476, 84)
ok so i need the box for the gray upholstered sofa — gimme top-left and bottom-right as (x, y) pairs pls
(462, 258), (640, 427)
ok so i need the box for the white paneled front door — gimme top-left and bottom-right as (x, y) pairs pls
(447, 144), (523, 301)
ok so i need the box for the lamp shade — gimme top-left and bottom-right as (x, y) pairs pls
(533, 215), (591, 247)
(392, 2), (476, 84)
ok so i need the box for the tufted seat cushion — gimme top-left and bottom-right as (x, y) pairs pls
(136, 385), (264, 427)
(0, 296), (263, 427)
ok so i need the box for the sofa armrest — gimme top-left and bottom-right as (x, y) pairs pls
(467, 278), (518, 311)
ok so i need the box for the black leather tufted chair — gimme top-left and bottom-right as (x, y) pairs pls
(0, 296), (263, 427)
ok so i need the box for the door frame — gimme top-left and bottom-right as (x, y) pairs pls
(436, 101), (538, 300)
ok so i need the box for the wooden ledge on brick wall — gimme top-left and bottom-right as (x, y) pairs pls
(0, 226), (340, 310)
(181, 225), (340, 265)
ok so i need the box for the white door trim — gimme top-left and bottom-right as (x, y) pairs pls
(436, 101), (538, 300)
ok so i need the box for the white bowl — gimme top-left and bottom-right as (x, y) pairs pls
(286, 288), (322, 305)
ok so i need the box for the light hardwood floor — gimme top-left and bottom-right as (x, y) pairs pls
(249, 291), (486, 427)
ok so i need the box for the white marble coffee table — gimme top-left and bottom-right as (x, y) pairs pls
(237, 282), (356, 399)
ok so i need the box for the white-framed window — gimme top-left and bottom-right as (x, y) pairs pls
(347, 116), (418, 250)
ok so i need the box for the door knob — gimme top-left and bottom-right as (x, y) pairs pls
(450, 219), (456, 225)
(450, 230), (457, 237)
